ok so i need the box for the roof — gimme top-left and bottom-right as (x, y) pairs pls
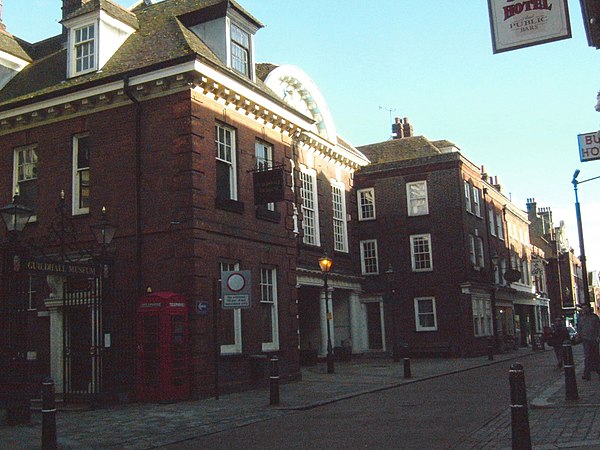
(0, 29), (33, 62)
(0, 0), (265, 108)
(357, 136), (442, 164)
(62, 0), (139, 30)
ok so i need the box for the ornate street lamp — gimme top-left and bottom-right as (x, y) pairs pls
(0, 195), (33, 233)
(90, 206), (117, 248)
(318, 251), (334, 374)
(90, 206), (118, 280)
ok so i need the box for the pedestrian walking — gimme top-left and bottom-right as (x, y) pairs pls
(576, 304), (600, 380)
(548, 317), (569, 368)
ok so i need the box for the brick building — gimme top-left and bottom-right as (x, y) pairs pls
(527, 200), (585, 323)
(0, 0), (368, 403)
(354, 119), (547, 357)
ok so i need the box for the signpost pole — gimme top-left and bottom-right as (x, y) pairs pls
(212, 278), (219, 400)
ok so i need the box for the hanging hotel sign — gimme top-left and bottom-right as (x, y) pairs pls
(487, 0), (571, 54)
(577, 131), (600, 162)
(253, 167), (285, 204)
(221, 271), (252, 309)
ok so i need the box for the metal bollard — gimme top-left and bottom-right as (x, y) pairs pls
(509, 363), (531, 450)
(403, 357), (412, 379)
(41, 377), (57, 450)
(563, 341), (579, 401)
(488, 342), (494, 361)
(269, 355), (280, 406)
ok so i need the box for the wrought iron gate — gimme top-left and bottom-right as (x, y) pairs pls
(63, 277), (103, 403)
(62, 276), (136, 404)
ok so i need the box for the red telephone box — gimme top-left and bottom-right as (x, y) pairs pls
(136, 292), (190, 402)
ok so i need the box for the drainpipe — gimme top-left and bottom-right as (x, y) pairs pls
(123, 77), (143, 297)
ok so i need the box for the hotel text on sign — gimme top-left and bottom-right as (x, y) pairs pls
(577, 132), (600, 162)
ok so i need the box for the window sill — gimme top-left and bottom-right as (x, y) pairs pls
(255, 207), (280, 223)
(215, 197), (245, 214)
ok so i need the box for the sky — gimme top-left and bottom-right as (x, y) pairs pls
(4, 0), (600, 272)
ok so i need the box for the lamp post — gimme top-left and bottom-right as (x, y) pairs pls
(318, 252), (334, 374)
(0, 195), (33, 378)
(385, 264), (400, 362)
(90, 206), (117, 279)
(571, 170), (599, 306)
(90, 206), (117, 248)
(0, 195), (34, 235)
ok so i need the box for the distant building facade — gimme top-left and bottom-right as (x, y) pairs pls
(354, 120), (547, 356)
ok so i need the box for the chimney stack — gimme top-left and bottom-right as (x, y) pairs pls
(391, 117), (413, 140)
(481, 165), (488, 182)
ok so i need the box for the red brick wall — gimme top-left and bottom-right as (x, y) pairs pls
(0, 88), (301, 399)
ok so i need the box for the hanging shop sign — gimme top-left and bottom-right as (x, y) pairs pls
(577, 131), (600, 162)
(221, 271), (252, 309)
(504, 268), (522, 283)
(253, 167), (285, 204)
(487, 0), (571, 54)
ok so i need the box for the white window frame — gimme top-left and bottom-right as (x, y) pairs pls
(255, 140), (275, 211)
(410, 233), (433, 272)
(230, 22), (250, 78)
(72, 23), (97, 75)
(414, 297), (438, 331)
(360, 239), (379, 275)
(406, 180), (429, 216)
(468, 234), (477, 265)
(464, 180), (472, 213)
(216, 125), (237, 200)
(476, 236), (485, 268)
(357, 188), (376, 221)
(260, 267), (279, 352)
(300, 166), (320, 246)
(494, 258), (502, 284)
(220, 262), (242, 355)
(472, 187), (481, 217)
(500, 259), (507, 285)
(331, 181), (348, 253)
(496, 212), (504, 239)
(489, 208), (496, 236)
(472, 297), (493, 337)
(72, 133), (90, 215)
(13, 144), (38, 220)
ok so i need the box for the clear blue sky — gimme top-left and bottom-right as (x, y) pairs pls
(4, 0), (600, 273)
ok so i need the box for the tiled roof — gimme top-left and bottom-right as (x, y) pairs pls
(357, 136), (442, 164)
(62, 0), (139, 30)
(0, 0), (263, 108)
(0, 30), (33, 62)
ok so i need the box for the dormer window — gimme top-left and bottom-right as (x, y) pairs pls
(63, 4), (137, 80)
(230, 23), (250, 77)
(74, 24), (96, 73)
(183, 3), (261, 82)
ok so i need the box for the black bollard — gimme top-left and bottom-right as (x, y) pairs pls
(488, 342), (494, 361)
(41, 377), (57, 450)
(563, 341), (579, 401)
(403, 357), (412, 379)
(269, 355), (280, 406)
(509, 363), (531, 450)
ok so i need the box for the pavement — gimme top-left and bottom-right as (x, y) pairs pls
(1, 345), (599, 449)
